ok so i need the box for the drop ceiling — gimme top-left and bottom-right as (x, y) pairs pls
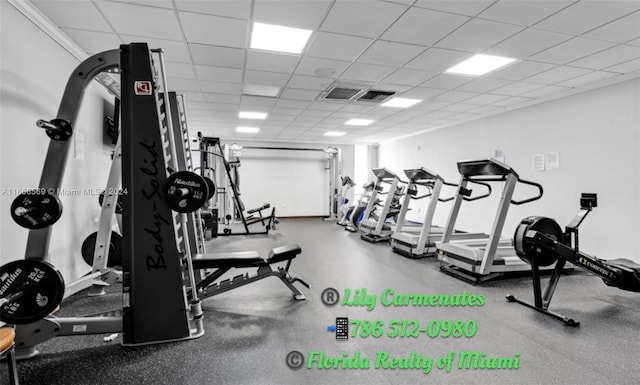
(27, 0), (640, 144)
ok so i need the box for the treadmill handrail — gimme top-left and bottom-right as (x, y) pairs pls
(511, 178), (544, 205)
(462, 180), (492, 201)
(438, 180), (461, 202)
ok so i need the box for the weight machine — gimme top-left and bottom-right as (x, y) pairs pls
(3, 44), (205, 359)
(197, 136), (278, 236)
(507, 193), (640, 326)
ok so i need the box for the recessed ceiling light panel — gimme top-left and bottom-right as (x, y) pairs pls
(445, 54), (517, 76)
(239, 111), (267, 120)
(236, 126), (260, 133)
(381, 97), (422, 108)
(345, 118), (375, 126)
(250, 22), (312, 54)
(324, 131), (346, 137)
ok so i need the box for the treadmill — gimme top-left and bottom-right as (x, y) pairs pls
(436, 158), (552, 283)
(390, 167), (488, 258)
(359, 168), (405, 243)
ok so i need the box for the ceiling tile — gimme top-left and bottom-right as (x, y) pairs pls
(189, 44), (245, 67)
(628, 38), (640, 46)
(529, 37), (617, 64)
(490, 82), (546, 96)
(435, 18), (524, 52)
(382, 7), (469, 46)
(456, 77), (512, 93)
(534, 1), (640, 35)
(321, 0), (407, 38)
(420, 74), (474, 89)
(485, 28), (573, 59)
(168, 78), (200, 92)
(33, 1), (112, 32)
(557, 71), (622, 88)
(405, 48), (473, 72)
(382, 68), (438, 86)
(271, 107), (302, 116)
(306, 32), (373, 61)
(175, 0), (251, 19)
(206, 103), (240, 112)
(61, 29), (121, 54)
(605, 57), (640, 74)
(433, 90), (479, 102)
(569, 44), (640, 70)
(199, 80), (243, 95)
(340, 63), (397, 83)
(584, 10), (640, 43)
(299, 109), (333, 118)
(489, 60), (556, 81)
(195, 65), (243, 82)
(308, 102), (346, 111)
(180, 91), (203, 101)
(440, 103), (479, 112)
(180, 12), (248, 48)
(276, 99), (311, 109)
(338, 104), (376, 113)
(246, 51), (300, 73)
(478, 1), (574, 26)
(202, 93), (241, 104)
(464, 93), (511, 105)
(96, 1), (182, 40)
(359, 41), (426, 67)
(519, 85), (572, 98)
(253, 0), (332, 30)
(287, 75), (335, 90)
(414, 0), (493, 16)
(295, 57), (351, 77)
(164, 62), (196, 79)
(399, 87), (448, 100)
(244, 70), (291, 87)
(280, 88), (321, 101)
(469, 105), (508, 115)
(107, 1), (173, 8)
(524, 66), (594, 84)
(492, 96), (534, 107)
(240, 95), (277, 107)
(121, 36), (190, 63)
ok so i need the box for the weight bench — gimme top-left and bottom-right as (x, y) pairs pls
(192, 244), (309, 300)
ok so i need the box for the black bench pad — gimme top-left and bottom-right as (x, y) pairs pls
(267, 244), (302, 263)
(193, 251), (264, 269)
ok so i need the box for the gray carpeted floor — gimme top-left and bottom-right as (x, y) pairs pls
(2, 218), (639, 385)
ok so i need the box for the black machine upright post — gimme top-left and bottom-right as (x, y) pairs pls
(120, 43), (194, 345)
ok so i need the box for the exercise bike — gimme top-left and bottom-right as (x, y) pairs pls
(507, 193), (640, 326)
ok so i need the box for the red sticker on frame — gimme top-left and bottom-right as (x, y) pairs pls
(134, 81), (152, 95)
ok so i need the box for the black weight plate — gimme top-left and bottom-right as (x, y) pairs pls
(98, 191), (123, 214)
(81, 231), (123, 268)
(203, 176), (216, 200)
(11, 192), (63, 229)
(166, 171), (209, 213)
(0, 260), (65, 325)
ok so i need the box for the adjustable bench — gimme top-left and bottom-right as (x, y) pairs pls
(192, 244), (309, 300)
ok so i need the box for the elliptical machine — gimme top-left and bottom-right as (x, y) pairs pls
(508, 193), (640, 326)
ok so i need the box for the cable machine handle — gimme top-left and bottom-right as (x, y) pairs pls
(511, 179), (544, 205)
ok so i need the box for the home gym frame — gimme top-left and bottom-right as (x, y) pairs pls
(14, 43), (205, 358)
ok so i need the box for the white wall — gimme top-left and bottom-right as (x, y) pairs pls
(380, 78), (640, 262)
(0, 2), (114, 281)
(222, 140), (354, 217)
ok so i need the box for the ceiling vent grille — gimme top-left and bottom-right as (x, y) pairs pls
(357, 90), (396, 102)
(324, 86), (364, 100)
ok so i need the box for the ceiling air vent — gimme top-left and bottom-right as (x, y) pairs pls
(324, 86), (364, 100)
(357, 90), (396, 102)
